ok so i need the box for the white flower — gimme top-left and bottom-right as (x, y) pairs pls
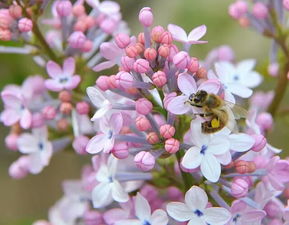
(181, 120), (230, 182)
(92, 155), (129, 208)
(17, 126), (53, 174)
(116, 193), (168, 225)
(167, 186), (231, 225)
(211, 60), (262, 103)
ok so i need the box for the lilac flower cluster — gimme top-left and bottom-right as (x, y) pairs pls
(1, 1), (289, 225)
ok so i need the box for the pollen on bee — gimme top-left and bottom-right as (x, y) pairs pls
(211, 118), (220, 128)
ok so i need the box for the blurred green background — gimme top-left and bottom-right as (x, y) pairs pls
(0, 0), (287, 224)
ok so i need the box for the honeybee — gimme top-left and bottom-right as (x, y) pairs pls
(188, 90), (247, 133)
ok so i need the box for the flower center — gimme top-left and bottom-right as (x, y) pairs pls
(107, 130), (113, 139)
(233, 74), (239, 81)
(59, 77), (68, 83)
(233, 214), (241, 223)
(200, 145), (208, 155)
(143, 220), (151, 225)
(194, 209), (204, 217)
(38, 142), (44, 151)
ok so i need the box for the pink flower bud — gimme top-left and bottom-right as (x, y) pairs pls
(138, 32), (145, 44)
(251, 134), (267, 152)
(134, 59), (150, 73)
(81, 40), (93, 52)
(0, 9), (13, 29)
(111, 142), (129, 159)
(139, 7), (153, 27)
(144, 48), (157, 61)
(136, 116), (152, 131)
(9, 5), (22, 19)
(264, 200), (283, 218)
(0, 29), (12, 41)
(121, 56), (135, 72)
(76, 101), (90, 115)
(73, 4), (86, 17)
(168, 186), (183, 201)
(163, 92), (177, 109)
(68, 31), (86, 49)
(83, 210), (103, 225)
(152, 71), (167, 87)
(42, 106), (56, 120)
(196, 67), (207, 79)
(284, 0), (289, 11)
(158, 44), (170, 58)
(56, 0), (72, 17)
(165, 138), (180, 154)
(32, 113), (45, 128)
(100, 18), (117, 34)
(187, 57), (199, 74)
(173, 51), (190, 69)
(160, 31), (173, 45)
(115, 71), (134, 89)
(140, 185), (158, 200)
(247, 161), (256, 173)
(73, 135), (89, 155)
(146, 132), (159, 144)
(136, 98), (153, 115)
(134, 151), (155, 171)
(160, 124), (175, 139)
(151, 26), (165, 42)
(235, 160), (250, 174)
(253, 2), (268, 19)
(74, 20), (87, 32)
(9, 156), (30, 179)
(57, 118), (69, 131)
(5, 133), (19, 151)
(96, 76), (110, 91)
(60, 102), (73, 114)
(125, 45), (139, 58)
(18, 18), (33, 32)
(59, 90), (72, 102)
(115, 33), (131, 49)
(108, 75), (117, 89)
(85, 16), (95, 29)
(268, 63), (279, 77)
(256, 112), (273, 131)
(231, 178), (249, 198)
(168, 44), (179, 62)
(218, 45), (235, 61)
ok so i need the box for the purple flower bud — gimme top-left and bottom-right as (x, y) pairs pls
(251, 134), (267, 152)
(115, 33), (131, 49)
(5, 133), (19, 151)
(256, 112), (273, 131)
(121, 56), (135, 72)
(73, 135), (89, 155)
(264, 200), (283, 218)
(134, 151), (155, 171)
(68, 31), (86, 49)
(252, 2), (269, 19)
(76, 101), (90, 115)
(152, 71), (167, 87)
(56, 0), (72, 17)
(133, 59), (150, 73)
(284, 0), (289, 11)
(173, 51), (190, 69)
(231, 178), (249, 198)
(139, 7), (153, 27)
(100, 18), (118, 34)
(18, 18), (33, 32)
(31, 113), (45, 128)
(42, 106), (56, 120)
(165, 138), (180, 153)
(111, 142), (129, 159)
(135, 98), (153, 115)
(9, 156), (30, 179)
(115, 71), (134, 89)
(83, 210), (103, 225)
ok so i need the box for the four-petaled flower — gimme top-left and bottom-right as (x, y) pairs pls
(167, 73), (220, 115)
(167, 186), (231, 225)
(116, 193), (168, 225)
(45, 57), (81, 92)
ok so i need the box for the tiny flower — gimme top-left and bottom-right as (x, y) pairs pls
(86, 113), (123, 154)
(134, 151), (155, 171)
(117, 193), (168, 225)
(17, 127), (53, 174)
(167, 73), (220, 115)
(168, 23), (208, 44)
(45, 57), (81, 92)
(167, 186), (231, 225)
(92, 155), (129, 208)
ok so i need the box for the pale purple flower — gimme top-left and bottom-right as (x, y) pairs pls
(167, 186), (231, 225)
(210, 60), (263, 103)
(91, 155), (129, 208)
(181, 119), (230, 182)
(229, 200), (266, 225)
(86, 0), (120, 15)
(168, 24), (208, 44)
(167, 73), (220, 115)
(116, 193), (168, 225)
(17, 126), (53, 174)
(86, 112), (123, 154)
(45, 57), (81, 92)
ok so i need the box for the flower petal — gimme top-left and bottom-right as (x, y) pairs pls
(91, 103), (111, 121)
(63, 57), (75, 76)
(92, 182), (113, 208)
(200, 154), (221, 182)
(215, 62), (235, 83)
(45, 79), (63, 92)
(110, 113), (123, 134)
(166, 202), (193, 222)
(188, 25), (207, 41)
(151, 209), (168, 225)
(0, 109), (20, 126)
(240, 71), (263, 88)
(46, 60), (62, 78)
(229, 133), (255, 152)
(64, 75), (81, 90)
(236, 59), (256, 75)
(178, 73), (197, 96)
(185, 186), (208, 210)
(135, 192), (151, 221)
(115, 219), (141, 225)
(207, 136), (230, 155)
(167, 96), (190, 115)
(181, 146), (202, 169)
(198, 79), (220, 94)
(111, 181), (129, 203)
(86, 87), (107, 108)
(86, 134), (107, 154)
(20, 109), (32, 129)
(204, 207), (231, 225)
(93, 61), (116, 72)
(227, 83), (253, 98)
(167, 24), (188, 42)
(17, 133), (37, 153)
(28, 154), (44, 174)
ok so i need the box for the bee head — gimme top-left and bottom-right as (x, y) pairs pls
(189, 90), (208, 106)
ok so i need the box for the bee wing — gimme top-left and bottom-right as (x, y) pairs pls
(224, 101), (248, 120)
(224, 106), (238, 132)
